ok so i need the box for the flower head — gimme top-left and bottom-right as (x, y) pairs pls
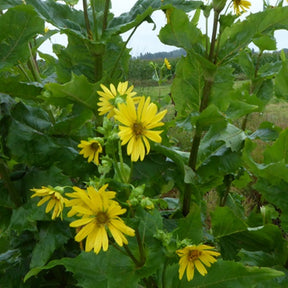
(233, 0), (251, 15)
(78, 139), (102, 165)
(67, 185), (135, 254)
(164, 58), (171, 70)
(31, 186), (66, 220)
(114, 96), (167, 162)
(97, 81), (137, 119)
(176, 244), (220, 281)
(66, 185), (116, 217)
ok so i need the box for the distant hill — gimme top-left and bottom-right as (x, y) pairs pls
(134, 49), (186, 60)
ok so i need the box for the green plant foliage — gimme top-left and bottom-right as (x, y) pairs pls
(1, 0), (288, 287)
(0, 5), (44, 71)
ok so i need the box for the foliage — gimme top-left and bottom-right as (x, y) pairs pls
(1, 0), (288, 287)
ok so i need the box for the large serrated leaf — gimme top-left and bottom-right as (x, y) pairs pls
(45, 74), (100, 112)
(25, 249), (140, 288)
(219, 7), (288, 61)
(30, 222), (71, 268)
(0, 5), (44, 71)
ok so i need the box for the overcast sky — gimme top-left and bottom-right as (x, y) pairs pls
(40, 0), (288, 57)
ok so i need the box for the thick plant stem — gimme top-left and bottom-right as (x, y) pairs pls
(28, 42), (41, 82)
(182, 11), (219, 217)
(135, 229), (146, 266)
(83, 0), (93, 40)
(102, 0), (110, 34)
(182, 80), (214, 216)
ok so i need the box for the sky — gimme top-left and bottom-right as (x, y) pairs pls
(40, 0), (288, 57)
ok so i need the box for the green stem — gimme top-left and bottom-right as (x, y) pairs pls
(83, 0), (93, 39)
(28, 42), (41, 82)
(102, 0), (110, 34)
(90, 0), (99, 41)
(123, 244), (142, 267)
(182, 10), (219, 217)
(110, 24), (138, 78)
(135, 228), (146, 267)
(17, 62), (32, 82)
(219, 174), (233, 206)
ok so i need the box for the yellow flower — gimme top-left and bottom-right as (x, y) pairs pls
(97, 81), (137, 119)
(233, 0), (251, 15)
(66, 185), (116, 217)
(78, 139), (102, 165)
(31, 186), (66, 220)
(114, 96), (167, 162)
(68, 185), (135, 254)
(164, 58), (171, 70)
(176, 244), (220, 281)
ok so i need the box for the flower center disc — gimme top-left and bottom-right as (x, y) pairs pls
(91, 142), (99, 151)
(188, 250), (201, 261)
(133, 123), (144, 136)
(96, 212), (109, 225)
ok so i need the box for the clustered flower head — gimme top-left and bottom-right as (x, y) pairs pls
(114, 96), (167, 162)
(78, 139), (102, 164)
(66, 184), (135, 254)
(233, 0), (251, 15)
(97, 81), (137, 119)
(30, 186), (67, 220)
(176, 244), (220, 281)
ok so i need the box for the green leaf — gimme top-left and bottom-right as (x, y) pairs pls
(0, 76), (42, 100)
(164, 260), (284, 288)
(253, 33), (277, 51)
(197, 105), (226, 130)
(236, 50), (255, 79)
(45, 74), (100, 113)
(0, 0), (22, 9)
(250, 121), (281, 142)
(275, 58), (288, 100)
(54, 31), (105, 83)
(263, 128), (288, 164)
(226, 100), (258, 120)
(211, 206), (247, 238)
(25, 249), (140, 287)
(0, 5), (44, 71)
(219, 7), (288, 61)
(6, 102), (56, 166)
(26, 0), (85, 36)
(175, 203), (203, 243)
(210, 65), (235, 111)
(159, 8), (203, 50)
(170, 54), (205, 116)
(49, 104), (93, 136)
(109, 0), (202, 35)
(30, 222), (71, 268)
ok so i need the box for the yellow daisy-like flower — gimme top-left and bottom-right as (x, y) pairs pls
(97, 81), (137, 119)
(176, 244), (220, 281)
(66, 184), (116, 217)
(31, 186), (66, 220)
(68, 185), (135, 254)
(233, 0), (251, 15)
(164, 58), (171, 70)
(78, 139), (102, 165)
(114, 96), (167, 162)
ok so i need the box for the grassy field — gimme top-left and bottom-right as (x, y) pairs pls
(135, 84), (288, 152)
